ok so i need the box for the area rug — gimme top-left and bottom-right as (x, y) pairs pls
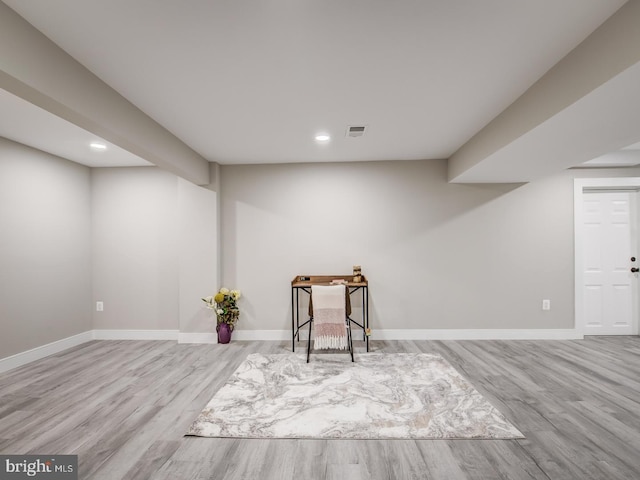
(186, 352), (524, 439)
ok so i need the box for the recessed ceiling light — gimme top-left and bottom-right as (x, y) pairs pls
(315, 134), (330, 142)
(90, 142), (107, 151)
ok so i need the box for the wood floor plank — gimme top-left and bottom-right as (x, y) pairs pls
(352, 440), (394, 480)
(1, 337), (640, 479)
(414, 441), (468, 479)
(384, 440), (431, 479)
(292, 439), (328, 480)
(120, 440), (181, 480)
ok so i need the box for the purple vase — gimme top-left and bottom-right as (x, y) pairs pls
(217, 323), (232, 344)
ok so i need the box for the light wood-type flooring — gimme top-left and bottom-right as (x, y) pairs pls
(1, 337), (640, 479)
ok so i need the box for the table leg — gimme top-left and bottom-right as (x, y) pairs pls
(296, 289), (300, 342)
(291, 287), (295, 352)
(364, 286), (369, 352)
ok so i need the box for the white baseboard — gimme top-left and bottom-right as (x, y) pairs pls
(233, 329), (291, 341)
(372, 329), (582, 340)
(92, 329), (179, 341)
(178, 332), (217, 344)
(0, 330), (94, 374)
(233, 328), (582, 341)
(0, 328), (583, 374)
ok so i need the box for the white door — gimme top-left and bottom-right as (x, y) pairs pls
(582, 191), (638, 335)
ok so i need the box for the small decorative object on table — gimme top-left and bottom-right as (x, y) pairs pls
(202, 287), (241, 344)
(352, 265), (362, 283)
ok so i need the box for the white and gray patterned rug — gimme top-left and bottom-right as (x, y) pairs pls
(186, 352), (524, 439)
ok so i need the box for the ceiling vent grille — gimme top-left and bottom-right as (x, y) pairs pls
(346, 125), (366, 137)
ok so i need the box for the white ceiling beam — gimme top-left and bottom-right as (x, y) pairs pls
(448, 0), (640, 183)
(0, 2), (210, 185)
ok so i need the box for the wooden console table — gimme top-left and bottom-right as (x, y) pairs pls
(291, 275), (369, 352)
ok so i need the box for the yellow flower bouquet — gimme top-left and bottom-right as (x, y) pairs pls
(202, 287), (242, 331)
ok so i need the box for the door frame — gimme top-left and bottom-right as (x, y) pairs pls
(574, 177), (640, 336)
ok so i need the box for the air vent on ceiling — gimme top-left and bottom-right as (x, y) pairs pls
(346, 125), (367, 138)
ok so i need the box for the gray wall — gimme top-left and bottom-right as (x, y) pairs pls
(91, 167), (180, 330)
(220, 159), (640, 332)
(3, 137), (640, 361)
(91, 168), (218, 333)
(0, 137), (92, 358)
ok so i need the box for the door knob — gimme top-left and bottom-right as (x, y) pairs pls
(632, 267), (640, 273)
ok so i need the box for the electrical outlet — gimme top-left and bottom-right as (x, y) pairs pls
(96, 301), (104, 312)
(542, 299), (551, 311)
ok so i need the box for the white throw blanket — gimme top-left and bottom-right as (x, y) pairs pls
(312, 285), (348, 350)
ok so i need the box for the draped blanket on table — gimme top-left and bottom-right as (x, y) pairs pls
(311, 284), (348, 350)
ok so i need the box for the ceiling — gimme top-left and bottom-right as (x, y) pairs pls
(0, 88), (151, 167)
(581, 141), (640, 168)
(0, 0), (637, 172)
